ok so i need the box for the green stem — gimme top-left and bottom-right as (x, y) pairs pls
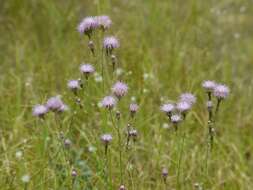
(109, 111), (123, 184)
(176, 132), (185, 189)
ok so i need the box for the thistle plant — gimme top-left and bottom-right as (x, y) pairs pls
(160, 92), (196, 188)
(202, 81), (230, 148)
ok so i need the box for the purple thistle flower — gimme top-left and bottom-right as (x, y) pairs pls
(101, 134), (112, 145)
(171, 114), (182, 124)
(101, 96), (117, 109)
(96, 15), (112, 30)
(32, 104), (48, 118)
(160, 103), (175, 114)
(176, 101), (191, 113)
(77, 17), (98, 37)
(213, 84), (230, 100)
(67, 80), (80, 91)
(80, 64), (95, 78)
(112, 81), (128, 99)
(103, 36), (119, 55)
(179, 93), (196, 105)
(46, 96), (64, 112)
(129, 103), (139, 114)
(202, 80), (216, 92)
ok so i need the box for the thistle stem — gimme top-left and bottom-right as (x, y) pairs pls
(109, 111), (123, 184)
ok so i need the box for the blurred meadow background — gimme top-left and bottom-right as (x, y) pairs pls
(0, 0), (253, 189)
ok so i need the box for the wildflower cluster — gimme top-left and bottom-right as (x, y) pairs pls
(202, 80), (230, 147)
(160, 92), (196, 130)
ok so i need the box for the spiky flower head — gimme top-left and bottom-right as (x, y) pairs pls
(202, 80), (216, 92)
(96, 15), (112, 30)
(160, 103), (175, 114)
(67, 80), (80, 91)
(103, 36), (119, 55)
(101, 96), (117, 109)
(100, 134), (112, 145)
(171, 114), (182, 124)
(77, 17), (98, 37)
(46, 96), (64, 112)
(112, 81), (128, 98)
(32, 104), (48, 118)
(80, 64), (95, 76)
(129, 103), (139, 113)
(179, 93), (196, 105)
(214, 84), (230, 100)
(176, 101), (191, 113)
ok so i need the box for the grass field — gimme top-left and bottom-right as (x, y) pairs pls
(1, 0), (253, 189)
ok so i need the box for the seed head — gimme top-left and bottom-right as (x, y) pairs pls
(32, 104), (48, 118)
(213, 84), (230, 100)
(101, 96), (117, 109)
(112, 81), (128, 98)
(179, 93), (196, 105)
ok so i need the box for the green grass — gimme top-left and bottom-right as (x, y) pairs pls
(1, 0), (253, 189)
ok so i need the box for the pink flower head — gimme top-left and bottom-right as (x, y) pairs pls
(129, 103), (139, 113)
(214, 84), (230, 100)
(67, 80), (80, 91)
(80, 64), (95, 76)
(101, 96), (117, 109)
(101, 134), (112, 145)
(171, 114), (182, 124)
(202, 80), (216, 92)
(32, 104), (48, 118)
(77, 17), (98, 37)
(179, 93), (196, 105)
(160, 103), (175, 114)
(96, 15), (112, 30)
(46, 96), (64, 111)
(112, 81), (128, 98)
(176, 101), (191, 113)
(103, 36), (119, 55)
